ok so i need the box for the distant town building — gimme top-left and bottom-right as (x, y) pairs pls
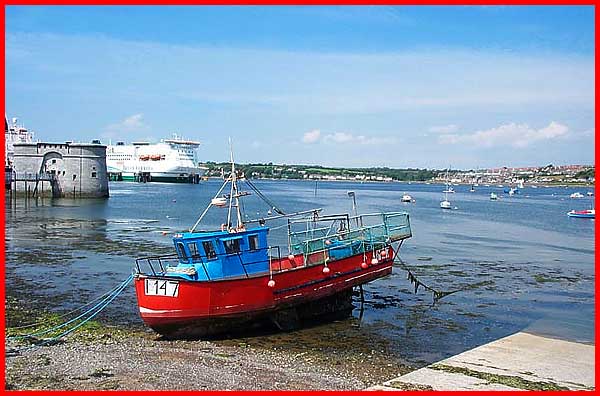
(11, 141), (109, 198)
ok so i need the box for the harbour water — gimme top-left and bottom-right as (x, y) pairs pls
(5, 180), (595, 366)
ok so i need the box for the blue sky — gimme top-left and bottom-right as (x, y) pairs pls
(5, 6), (595, 169)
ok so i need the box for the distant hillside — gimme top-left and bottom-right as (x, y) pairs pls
(202, 162), (438, 182)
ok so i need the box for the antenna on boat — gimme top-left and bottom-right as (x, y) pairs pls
(226, 138), (244, 231)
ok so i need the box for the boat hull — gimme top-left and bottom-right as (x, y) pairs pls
(134, 248), (394, 338)
(567, 211), (595, 218)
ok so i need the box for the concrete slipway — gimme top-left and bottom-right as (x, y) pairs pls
(368, 332), (595, 391)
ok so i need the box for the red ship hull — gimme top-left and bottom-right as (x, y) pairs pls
(134, 247), (394, 338)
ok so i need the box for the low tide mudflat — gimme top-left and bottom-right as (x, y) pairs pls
(5, 180), (595, 390)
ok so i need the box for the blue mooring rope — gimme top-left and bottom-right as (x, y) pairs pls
(7, 274), (134, 351)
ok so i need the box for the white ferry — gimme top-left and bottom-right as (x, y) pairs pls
(5, 116), (35, 167)
(106, 134), (207, 183)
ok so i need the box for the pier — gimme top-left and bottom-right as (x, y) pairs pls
(368, 332), (594, 391)
(6, 171), (58, 198)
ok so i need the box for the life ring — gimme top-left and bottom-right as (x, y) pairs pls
(220, 223), (227, 231)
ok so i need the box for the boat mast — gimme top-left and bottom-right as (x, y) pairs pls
(226, 138), (244, 230)
(444, 168), (449, 201)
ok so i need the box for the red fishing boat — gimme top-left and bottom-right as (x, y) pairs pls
(133, 149), (412, 338)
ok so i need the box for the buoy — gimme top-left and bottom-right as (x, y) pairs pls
(267, 279), (276, 288)
(371, 258), (379, 265)
(288, 254), (295, 261)
(322, 266), (330, 274)
(161, 231), (168, 235)
(361, 262), (368, 269)
(325, 239), (332, 245)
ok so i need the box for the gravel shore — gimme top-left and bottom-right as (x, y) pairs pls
(6, 325), (413, 391)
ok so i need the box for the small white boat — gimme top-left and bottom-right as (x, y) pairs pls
(401, 194), (412, 203)
(570, 192), (585, 199)
(490, 192), (498, 200)
(567, 209), (595, 218)
(440, 200), (452, 209)
(587, 191), (594, 196)
(441, 168), (453, 209)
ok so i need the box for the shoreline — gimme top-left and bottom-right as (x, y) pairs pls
(5, 298), (414, 391)
(171, 177), (597, 188)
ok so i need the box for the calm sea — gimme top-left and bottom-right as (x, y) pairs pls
(5, 179), (595, 365)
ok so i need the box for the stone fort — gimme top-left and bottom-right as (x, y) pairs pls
(12, 141), (109, 198)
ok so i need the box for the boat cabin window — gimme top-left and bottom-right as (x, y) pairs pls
(248, 234), (259, 251)
(202, 240), (217, 260)
(223, 238), (241, 255)
(176, 242), (187, 260)
(188, 242), (202, 261)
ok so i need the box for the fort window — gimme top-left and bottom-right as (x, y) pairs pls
(91, 172), (97, 178)
(52, 159), (56, 164)
(73, 174), (77, 181)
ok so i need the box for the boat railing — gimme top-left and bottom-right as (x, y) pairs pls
(135, 254), (180, 276)
(268, 245), (283, 272)
(288, 212), (411, 262)
(135, 213), (410, 278)
(136, 246), (283, 279)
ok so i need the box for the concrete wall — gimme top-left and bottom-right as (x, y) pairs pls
(12, 142), (109, 198)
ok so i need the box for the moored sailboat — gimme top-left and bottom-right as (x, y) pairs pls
(440, 168), (452, 209)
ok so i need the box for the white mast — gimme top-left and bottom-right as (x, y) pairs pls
(226, 138), (243, 231)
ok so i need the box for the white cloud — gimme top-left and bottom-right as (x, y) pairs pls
(105, 113), (147, 133)
(302, 129), (321, 144)
(323, 132), (396, 145)
(324, 132), (355, 143)
(302, 130), (397, 145)
(429, 124), (459, 134)
(438, 121), (569, 148)
(121, 114), (145, 130)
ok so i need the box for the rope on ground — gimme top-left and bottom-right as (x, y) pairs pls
(6, 274), (134, 352)
(9, 277), (133, 330)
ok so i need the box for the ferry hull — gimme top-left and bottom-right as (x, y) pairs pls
(134, 249), (393, 338)
(112, 169), (206, 183)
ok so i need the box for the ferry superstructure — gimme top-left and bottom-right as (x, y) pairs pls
(106, 134), (207, 183)
(5, 116), (35, 167)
